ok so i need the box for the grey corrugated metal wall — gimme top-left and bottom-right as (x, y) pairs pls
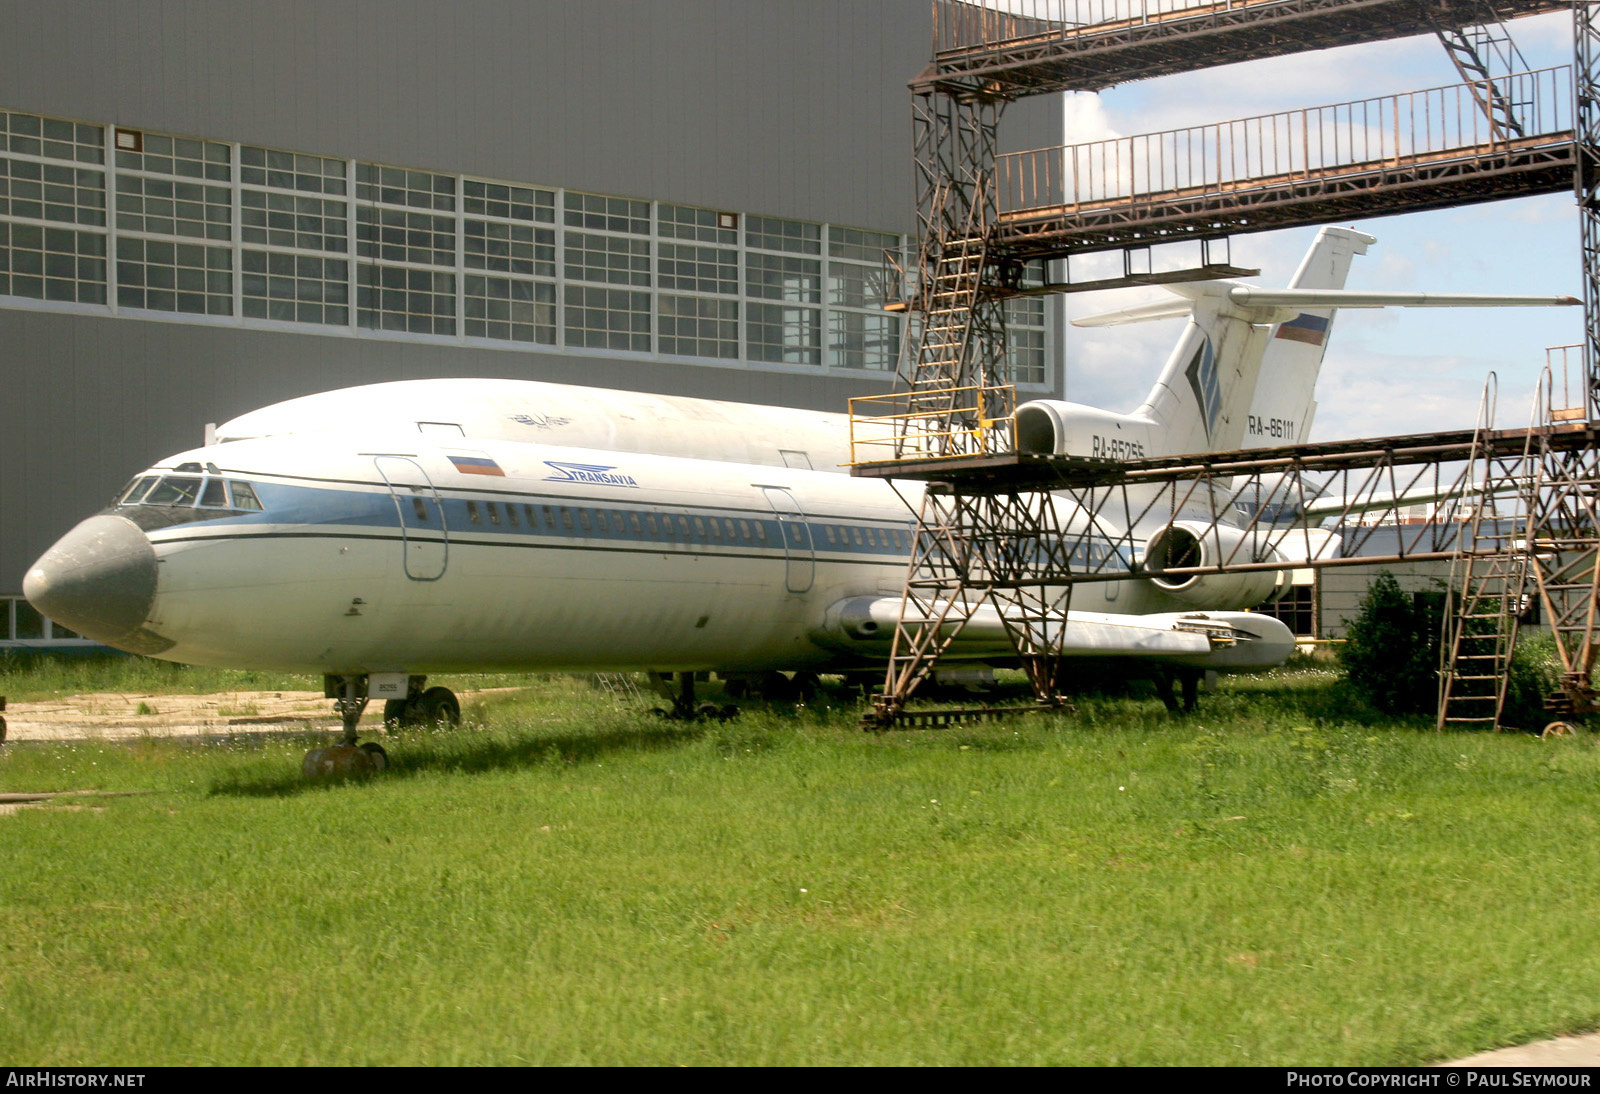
(0, 0), (1064, 593)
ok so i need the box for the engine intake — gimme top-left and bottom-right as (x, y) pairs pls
(1143, 521), (1284, 610)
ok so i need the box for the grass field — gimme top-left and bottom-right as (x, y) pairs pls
(2, 662), (1598, 1065)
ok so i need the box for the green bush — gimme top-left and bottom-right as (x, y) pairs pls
(1502, 630), (1563, 732)
(1339, 571), (1445, 715)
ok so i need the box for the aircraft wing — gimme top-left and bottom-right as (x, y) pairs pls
(816, 596), (1295, 670)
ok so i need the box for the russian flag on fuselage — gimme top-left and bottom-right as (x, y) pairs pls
(447, 453), (506, 477)
(1274, 312), (1329, 346)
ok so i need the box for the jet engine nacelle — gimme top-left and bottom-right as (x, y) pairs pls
(1143, 520), (1285, 610)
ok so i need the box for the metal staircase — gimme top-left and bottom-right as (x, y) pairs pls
(1434, 3), (1535, 142)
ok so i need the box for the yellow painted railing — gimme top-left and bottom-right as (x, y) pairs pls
(847, 384), (1016, 465)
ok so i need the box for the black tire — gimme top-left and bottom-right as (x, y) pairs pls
(791, 671), (821, 701)
(383, 698), (411, 728)
(0, 714), (7, 744)
(358, 741), (390, 770)
(756, 670), (794, 702)
(417, 686), (461, 728)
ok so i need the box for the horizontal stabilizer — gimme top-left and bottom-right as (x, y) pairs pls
(1071, 299), (1194, 328)
(1227, 287), (1581, 310)
(1074, 288), (1579, 328)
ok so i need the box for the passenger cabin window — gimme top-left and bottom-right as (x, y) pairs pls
(412, 497), (429, 521)
(525, 504), (537, 526)
(467, 501), (481, 523)
(578, 509), (591, 532)
(488, 503), (501, 526)
(507, 504), (519, 527)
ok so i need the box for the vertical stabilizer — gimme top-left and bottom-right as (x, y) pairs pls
(1130, 289), (1273, 456)
(1242, 226), (1374, 447)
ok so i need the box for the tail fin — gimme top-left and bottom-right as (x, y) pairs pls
(1072, 226), (1375, 456)
(1241, 226), (1374, 447)
(1056, 225), (1569, 460)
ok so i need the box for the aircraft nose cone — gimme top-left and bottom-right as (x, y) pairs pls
(24, 514), (164, 652)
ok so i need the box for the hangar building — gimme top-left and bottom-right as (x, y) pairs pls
(0, 0), (1065, 645)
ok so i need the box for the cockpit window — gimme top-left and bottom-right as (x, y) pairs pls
(118, 476), (158, 505)
(117, 474), (266, 512)
(228, 481), (264, 511)
(200, 479), (229, 508)
(145, 476), (203, 506)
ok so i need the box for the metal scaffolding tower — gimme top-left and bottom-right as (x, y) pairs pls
(854, 1), (1600, 730)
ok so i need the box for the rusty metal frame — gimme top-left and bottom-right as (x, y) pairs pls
(925, 1), (1568, 95)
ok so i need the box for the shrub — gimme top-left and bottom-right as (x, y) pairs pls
(1339, 571), (1444, 715)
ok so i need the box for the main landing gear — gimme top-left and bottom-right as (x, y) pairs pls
(1154, 667), (1202, 715)
(301, 674), (461, 778)
(647, 672), (739, 721)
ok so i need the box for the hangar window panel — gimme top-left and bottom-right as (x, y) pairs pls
(116, 133), (230, 183)
(241, 250), (349, 325)
(746, 302), (820, 365)
(658, 243), (736, 296)
(563, 191), (648, 235)
(658, 204), (736, 246)
(828, 257), (898, 311)
(116, 238), (231, 315)
(828, 310), (899, 371)
(746, 252), (820, 303)
(240, 146), (346, 195)
(464, 179), (553, 223)
(356, 264), (456, 336)
(356, 206), (455, 267)
(659, 295), (738, 359)
(0, 158), (106, 227)
(1006, 297), (1047, 386)
(563, 284), (650, 352)
(829, 226), (901, 266)
(564, 232), (650, 287)
(355, 163), (455, 212)
(464, 275), (555, 344)
(115, 176), (231, 242)
(745, 215), (820, 256)
(0, 222), (106, 303)
(240, 191), (347, 253)
(464, 220), (554, 277)
(2, 112), (103, 164)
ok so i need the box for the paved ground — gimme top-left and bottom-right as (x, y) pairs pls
(1, 689), (344, 742)
(1443, 1031), (1600, 1067)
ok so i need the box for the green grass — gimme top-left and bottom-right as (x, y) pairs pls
(2, 667), (1598, 1065)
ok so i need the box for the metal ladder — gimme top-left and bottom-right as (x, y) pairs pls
(1438, 377), (1536, 730)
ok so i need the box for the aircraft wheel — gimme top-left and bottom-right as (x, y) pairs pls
(791, 671), (820, 701)
(358, 741), (390, 770)
(696, 701), (726, 720)
(383, 698), (413, 729)
(722, 677), (750, 700)
(1542, 720), (1578, 739)
(756, 670), (793, 702)
(416, 686), (461, 728)
(0, 714), (7, 743)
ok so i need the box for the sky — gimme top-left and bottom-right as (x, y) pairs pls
(1049, 10), (1584, 442)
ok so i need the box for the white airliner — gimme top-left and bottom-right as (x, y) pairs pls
(21, 227), (1577, 749)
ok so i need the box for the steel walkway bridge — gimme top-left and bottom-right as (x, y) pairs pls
(924, 0), (1571, 95)
(993, 66), (1575, 258)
